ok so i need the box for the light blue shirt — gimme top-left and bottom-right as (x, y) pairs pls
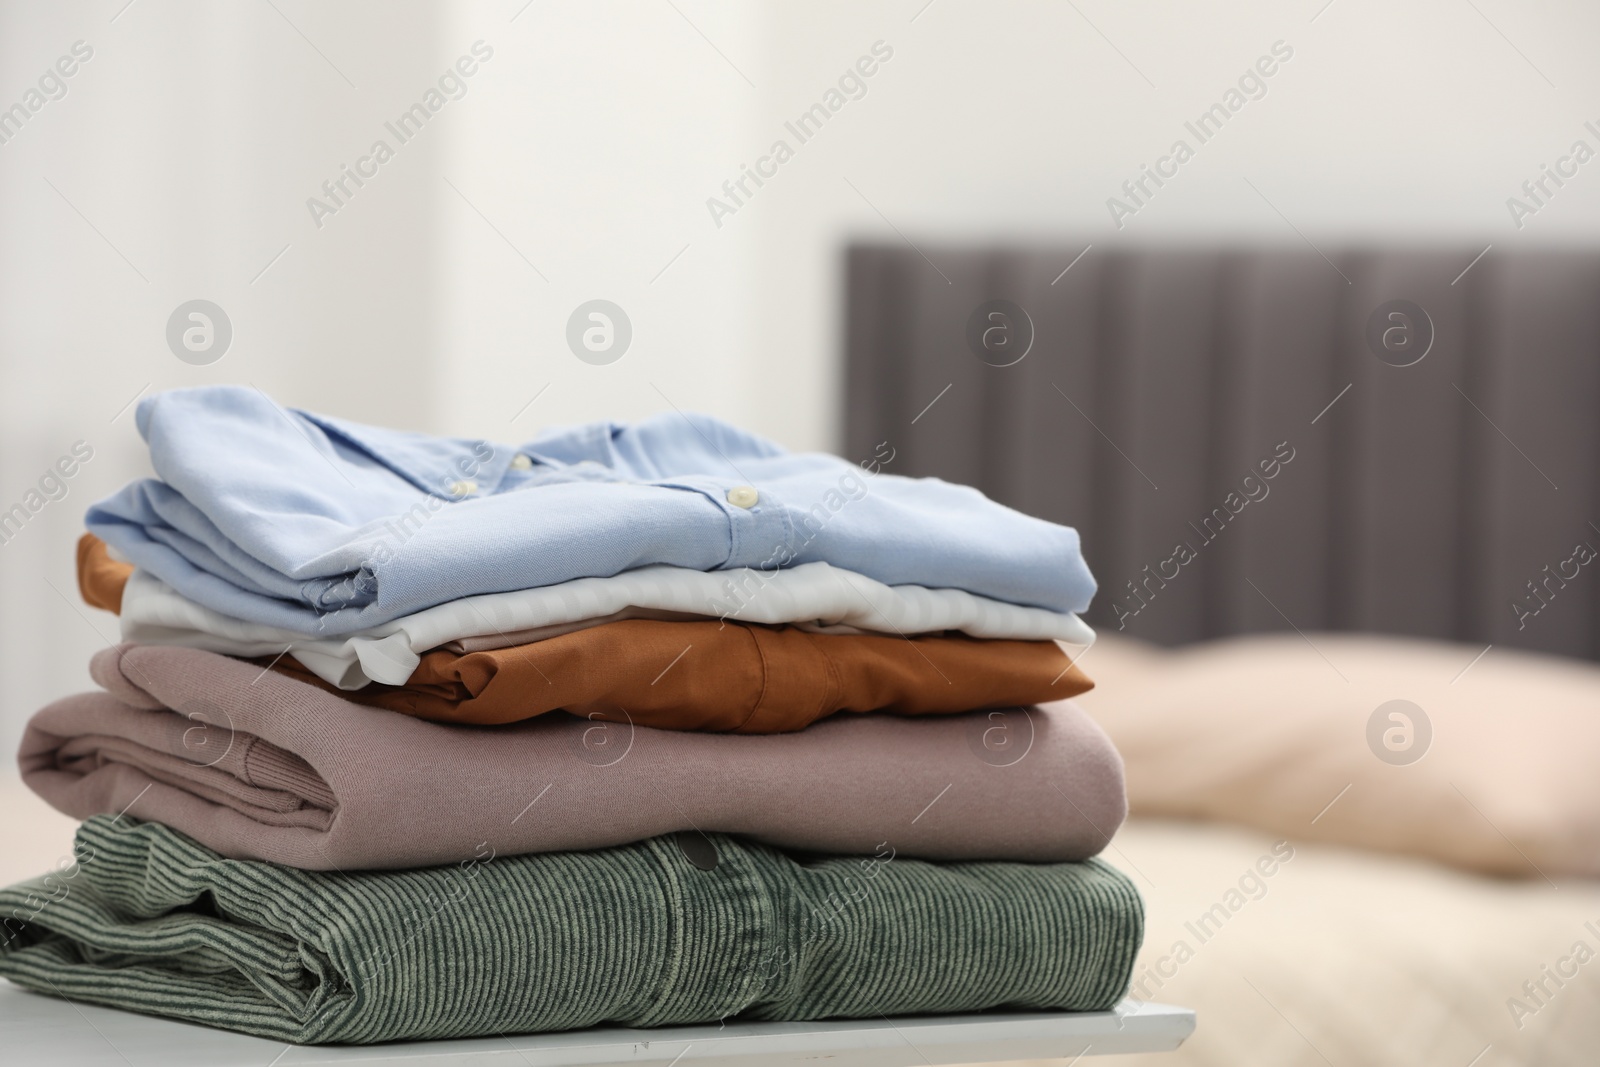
(86, 387), (1095, 635)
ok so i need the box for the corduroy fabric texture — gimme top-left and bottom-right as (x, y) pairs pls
(0, 816), (1143, 1044)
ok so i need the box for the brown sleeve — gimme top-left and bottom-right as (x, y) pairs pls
(77, 533), (134, 615)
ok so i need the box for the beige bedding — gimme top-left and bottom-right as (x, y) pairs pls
(1103, 818), (1600, 1067)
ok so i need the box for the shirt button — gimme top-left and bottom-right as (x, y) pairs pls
(726, 486), (759, 509)
(510, 454), (533, 471)
(449, 480), (478, 497)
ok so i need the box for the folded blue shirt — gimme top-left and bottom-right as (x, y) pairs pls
(86, 387), (1095, 635)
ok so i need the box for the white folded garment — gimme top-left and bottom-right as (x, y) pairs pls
(118, 561), (1096, 688)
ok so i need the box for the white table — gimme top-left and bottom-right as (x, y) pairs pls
(0, 984), (1193, 1065)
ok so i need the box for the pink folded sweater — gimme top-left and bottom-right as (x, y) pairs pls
(19, 644), (1127, 870)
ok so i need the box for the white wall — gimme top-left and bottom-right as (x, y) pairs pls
(2, 0), (1598, 776)
(0, 0), (449, 766)
(432, 1), (760, 440)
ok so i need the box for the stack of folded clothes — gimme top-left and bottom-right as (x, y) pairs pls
(0, 386), (1143, 1044)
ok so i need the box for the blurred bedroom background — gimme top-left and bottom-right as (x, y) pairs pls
(4, 2), (1600, 1065)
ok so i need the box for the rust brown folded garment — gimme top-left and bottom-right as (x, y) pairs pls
(77, 533), (1093, 732)
(268, 624), (1090, 730)
(77, 532), (128, 614)
(21, 644), (1128, 869)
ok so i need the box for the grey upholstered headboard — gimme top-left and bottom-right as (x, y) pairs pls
(843, 244), (1600, 662)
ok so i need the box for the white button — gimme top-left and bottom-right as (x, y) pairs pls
(726, 485), (759, 509)
(449, 480), (478, 497)
(510, 454), (533, 471)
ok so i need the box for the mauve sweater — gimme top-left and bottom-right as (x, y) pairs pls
(19, 644), (1128, 870)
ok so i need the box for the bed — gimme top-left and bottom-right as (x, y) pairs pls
(844, 243), (1600, 1066)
